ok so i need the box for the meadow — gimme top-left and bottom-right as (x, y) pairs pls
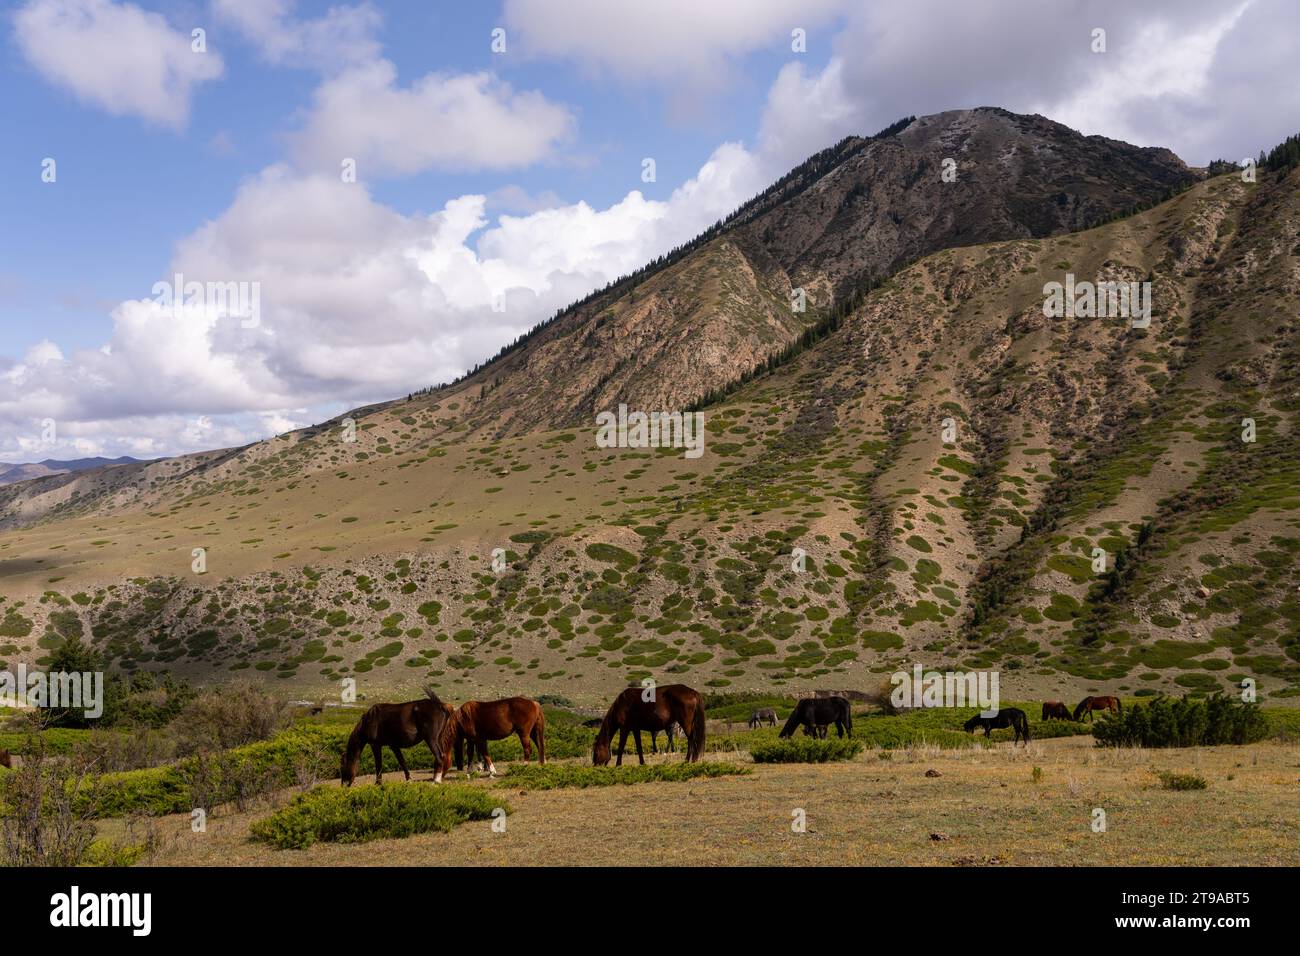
(3, 694), (1295, 867)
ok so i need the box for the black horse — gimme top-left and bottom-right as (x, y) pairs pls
(963, 708), (1031, 745)
(779, 697), (852, 738)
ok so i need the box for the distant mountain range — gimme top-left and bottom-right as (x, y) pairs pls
(0, 456), (147, 486)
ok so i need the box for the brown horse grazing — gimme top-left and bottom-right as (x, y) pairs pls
(455, 697), (545, 776)
(1041, 701), (1071, 721)
(1073, 696), (1122, 721)
(593, 684), (706, 765)
(341, 690), (455, 787)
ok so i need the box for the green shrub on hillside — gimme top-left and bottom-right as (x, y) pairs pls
(1092, 694), (1268, 748)
(750, 737), (864, 763)
(497, 762), (748, 790)
(251, 783), (505, 849)
(1157, 771), (1208, 791)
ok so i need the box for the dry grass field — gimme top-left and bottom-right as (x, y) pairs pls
(105, 735), (1299, 867)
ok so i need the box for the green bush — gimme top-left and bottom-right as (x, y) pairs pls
(1157, 771), (1207, 791)
(0, 727), (94, 756)
(251, 783), (506, 849)
(1092, 694), (1269, 748)
(750, 737), (864, 763)
(497, 762), (748, 790)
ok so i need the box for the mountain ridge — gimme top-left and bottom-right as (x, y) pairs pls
(2, 109), (1296, 705)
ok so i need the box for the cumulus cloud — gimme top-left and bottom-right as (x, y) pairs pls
(754, 0), (1289, 166)
(212, 0), (382, 71)
(503, 0), (847, 82)
(13, 0), (224, 128)
(0, 139), (769, 459)
(289, 60), (576, 176)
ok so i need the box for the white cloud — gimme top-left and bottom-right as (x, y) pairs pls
(752, 0), (1291, 166)
(289, 60), (576, 176)
(13, 0), (224, 128)
(0, 138), (769, 458)
(503, 0), (847, 82)
(212, 0), (382, 71)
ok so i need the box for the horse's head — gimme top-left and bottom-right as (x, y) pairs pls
(340, 751), (356, 787)
(1072, 699), (1088, 721)
(962, 715), (980, 733)
(592, 735), (611, 766)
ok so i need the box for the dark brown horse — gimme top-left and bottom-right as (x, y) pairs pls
(779, 697), (852, 738)
(341, 689), (455, 786)
(593, 684), (706, 765)
(1041, 701), (1071, 721)
(964, 708), (1031, 745)
(1073, 696), (1122, 721)
(0, 748), (10, 769)
(455, 697), (545, 776)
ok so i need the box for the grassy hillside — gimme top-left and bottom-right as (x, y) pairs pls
(0, 166), (1297, 705)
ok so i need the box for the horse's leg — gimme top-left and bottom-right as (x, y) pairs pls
(634, 729), (645, 765)
(518, 727), (531, 762)
(392, 745), (410, 781)
(425, 732), (445, 784)
(616, 728), (629, 766)
(479, 737), (497, 776)
(371, 741), (384, 785)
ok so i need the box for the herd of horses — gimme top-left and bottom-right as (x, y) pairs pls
(341, 683), (708, 786)
(338, 687), (1125, 784)
(962, 695), (1123, 746)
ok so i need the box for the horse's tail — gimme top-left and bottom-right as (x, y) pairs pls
(532, 706), (546, 764)
(687, 697), (706, 762)
(1115, 697), (1122, 713)
(1018, 711), (1030, 742)
(843, 700), (853, 737)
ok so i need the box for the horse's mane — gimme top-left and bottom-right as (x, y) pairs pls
(594, 695), (624, 748)
(778, 704), (804, 737)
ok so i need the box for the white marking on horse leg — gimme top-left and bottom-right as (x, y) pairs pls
(434, 771), (443, 784)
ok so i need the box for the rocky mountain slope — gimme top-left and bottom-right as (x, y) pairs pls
(1, 111), (1296, 705)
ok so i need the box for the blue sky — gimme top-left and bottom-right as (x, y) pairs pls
(1, 0), (1294, 462)
(0, 1), (809, 356)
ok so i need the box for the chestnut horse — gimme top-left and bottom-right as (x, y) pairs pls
(1041, 701), (1071, 721)
(455, 697), (545, 776)
(1073, 696), (1122, 721)
(341, 689), (455, 786)
(593, 684), (706, 765)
